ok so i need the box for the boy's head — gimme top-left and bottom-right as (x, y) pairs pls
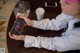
(60, 0), (80, 16)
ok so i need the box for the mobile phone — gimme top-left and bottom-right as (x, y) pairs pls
(10, 18), (25, 35)
(45, 2), (57, 7)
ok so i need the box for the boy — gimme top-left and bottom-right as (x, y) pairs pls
(9, 0), (80, 52)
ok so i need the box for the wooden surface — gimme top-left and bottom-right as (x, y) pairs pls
(7, 0), (63, 53)
(0, 1), (18, 53)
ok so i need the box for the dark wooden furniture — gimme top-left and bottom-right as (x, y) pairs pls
(29, 0), (61, 19)
(7, 0), (63, 53)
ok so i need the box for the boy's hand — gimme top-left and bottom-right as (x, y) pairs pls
(15, 13), (25, 19)
(9, 32), (26, 41)
(15, 13), (33, 26)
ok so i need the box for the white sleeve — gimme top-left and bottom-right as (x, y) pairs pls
(24, 29), (80, 51)
(32, 13), (72, 30)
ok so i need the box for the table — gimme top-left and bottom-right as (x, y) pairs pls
(7, 1), (63, 53)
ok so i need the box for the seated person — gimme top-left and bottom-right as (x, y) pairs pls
(9, 0), (80, 52)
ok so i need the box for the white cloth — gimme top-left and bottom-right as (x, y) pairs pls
(24, 13), (80, 51)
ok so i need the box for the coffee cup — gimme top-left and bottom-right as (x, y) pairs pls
(35, 7), (45, 20)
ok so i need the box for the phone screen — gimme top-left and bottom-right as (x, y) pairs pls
(45, 2), (57, 7)
(10, 18), (25, 35)
(47, 2), (55, 6)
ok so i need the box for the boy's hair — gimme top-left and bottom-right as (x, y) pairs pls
(64, 0), (80, 2)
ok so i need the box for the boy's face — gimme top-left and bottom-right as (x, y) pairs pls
(60, 0), (80, 16)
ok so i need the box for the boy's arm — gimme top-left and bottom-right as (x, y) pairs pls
(32, 13), (72, 30)
(16, 13), (73, 30)
(24, 29), (80, 51)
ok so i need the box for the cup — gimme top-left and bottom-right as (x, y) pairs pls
(35, 7), (45, 20)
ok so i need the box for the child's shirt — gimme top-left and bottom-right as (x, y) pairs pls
(24, 13), (80, 51)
